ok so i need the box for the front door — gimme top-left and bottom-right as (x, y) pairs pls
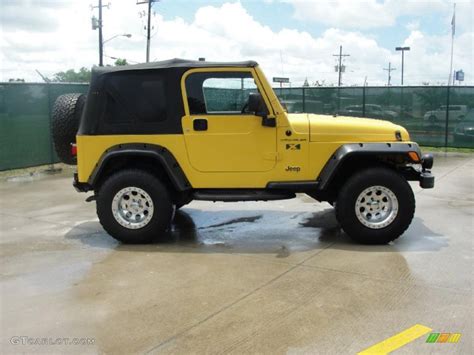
(182, 69), (276, 172)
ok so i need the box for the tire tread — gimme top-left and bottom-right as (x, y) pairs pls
(336, 167), (415, 244)
(96, 169), (174, 244)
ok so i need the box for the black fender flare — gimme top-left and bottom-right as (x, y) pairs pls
(316, 142), (422, 191)
(88, 143), (192, 191)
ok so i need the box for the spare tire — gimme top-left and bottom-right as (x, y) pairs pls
(52, 93), (86, 165)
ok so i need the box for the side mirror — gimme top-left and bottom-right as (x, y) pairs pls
(247, 93), (265, 113)
(247, 93), (275, 127)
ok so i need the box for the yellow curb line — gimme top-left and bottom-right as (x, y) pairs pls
(358, 324), (432, 354)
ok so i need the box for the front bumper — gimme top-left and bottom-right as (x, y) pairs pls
(419, 153), (434, 188)
(404, 153), (435, 189)
(73, 173), (92, 192)
(419, 171), (435, 189)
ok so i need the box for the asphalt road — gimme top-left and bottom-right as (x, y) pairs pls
(1, 153), (473, 354)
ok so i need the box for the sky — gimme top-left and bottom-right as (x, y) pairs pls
(0, 0), (473, 86)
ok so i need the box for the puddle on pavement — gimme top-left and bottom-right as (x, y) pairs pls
(66, 208), (339, 257)
(173, 209), (333, 254)
(299, 209), (338, 229)
(199, 215), (262, 229)
(65, 205), (447, 256)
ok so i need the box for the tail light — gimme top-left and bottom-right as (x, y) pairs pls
(71, 143), (77, 156)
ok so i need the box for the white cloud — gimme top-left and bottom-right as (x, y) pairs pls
(401, 30), (474, 84)
(0, 1), (472, 86)
(284, 0), (454, 29)
(285, 0), (396, 29)
(405, 21), (420, 31)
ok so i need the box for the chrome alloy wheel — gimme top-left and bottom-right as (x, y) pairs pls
(355, 185), (399, 229)
(111, 187), (154, 229)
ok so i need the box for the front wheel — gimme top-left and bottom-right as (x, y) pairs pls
(335, 167), (415, 244)
(96, 169), (174, 243)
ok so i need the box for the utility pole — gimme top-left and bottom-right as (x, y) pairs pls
(395, 46), (410, 85)
(91, 1), (109, 66)
(146, 0), (152, 62)
(99, 0), (103, 66)
(138, 0), (157, 63)
(383, 62), (396, 86)
(333, 45), (350, 86)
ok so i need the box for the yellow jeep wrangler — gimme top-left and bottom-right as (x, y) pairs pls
(52, 59), (434, 244)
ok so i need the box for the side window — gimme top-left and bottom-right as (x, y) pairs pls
(103, 72), (167, 124)
(185, 72), (262, 115)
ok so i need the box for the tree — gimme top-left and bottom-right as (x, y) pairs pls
(52, 67), (91, 82)
(114, 58), (128, 66)
(8, 78), (25, 82)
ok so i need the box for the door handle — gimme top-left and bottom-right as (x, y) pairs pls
(193, 118), (208, 131)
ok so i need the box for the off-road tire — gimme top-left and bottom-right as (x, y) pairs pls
(52, 93), (85, 165)
(97, 169), (174, 244)
(335, 167), (415, 244)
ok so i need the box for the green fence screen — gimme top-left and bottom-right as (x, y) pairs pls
(0, 83), (88, 170)
(279, 86), (474, 149)
(0, 83), (472, 171)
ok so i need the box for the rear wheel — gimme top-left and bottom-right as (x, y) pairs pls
(335, 167), (415, 244)
(97, 169), (174, 243)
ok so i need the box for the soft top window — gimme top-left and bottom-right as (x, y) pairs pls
(80, 67), (186, 135)
(185, 71), (262, 115)
(103, 71), (167, 124)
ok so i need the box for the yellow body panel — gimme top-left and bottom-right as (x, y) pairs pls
(76, 65), (413, 189)
(180, 68), (277, 173)
(76, 131), (317, 188)
(182, 114), (277, 172)
(309, 114), (410, 142)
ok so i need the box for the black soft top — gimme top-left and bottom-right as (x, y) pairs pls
(92, 58), (258, 76)
(80, 59), (258, 136)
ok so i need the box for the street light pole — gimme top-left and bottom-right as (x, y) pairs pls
(395, 46), (410, 85)
(102, 34), (132, 65)
(103, 33), (132, 45)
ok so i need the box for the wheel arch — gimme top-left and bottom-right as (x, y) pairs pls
(89, 143), (192, 195)
(314, 143), (421, 201)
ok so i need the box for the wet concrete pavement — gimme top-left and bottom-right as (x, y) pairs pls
(1, 153), (473, 354)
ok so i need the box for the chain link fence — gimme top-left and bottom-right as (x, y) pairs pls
(0, 83), (472, 171)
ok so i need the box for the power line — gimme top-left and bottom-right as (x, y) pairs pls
(332, 45), (350, 87)
(383, 62), (396, 86)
